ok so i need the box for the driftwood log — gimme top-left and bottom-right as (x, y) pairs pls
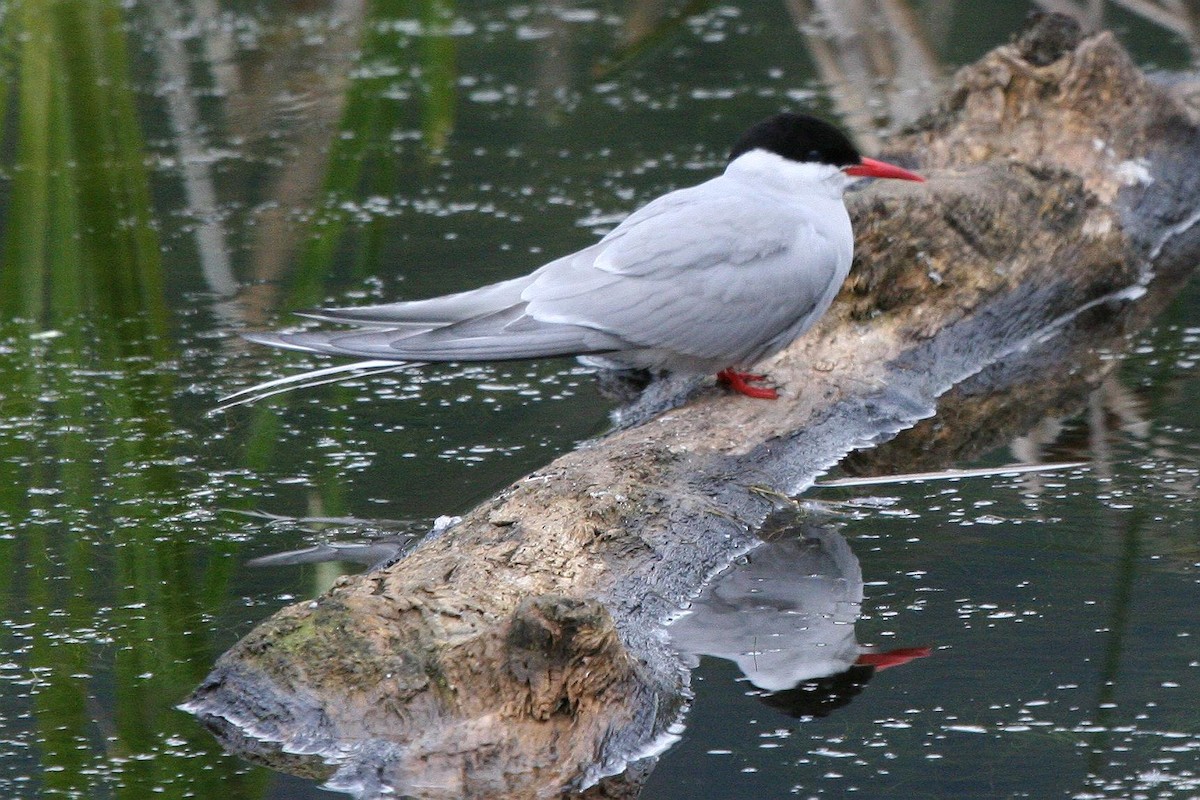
(186, 16), (1200, 799)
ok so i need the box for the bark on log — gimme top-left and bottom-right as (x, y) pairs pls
(185, 16), (1200, 799)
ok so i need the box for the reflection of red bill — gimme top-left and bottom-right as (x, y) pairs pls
(856, 646), (933, 671)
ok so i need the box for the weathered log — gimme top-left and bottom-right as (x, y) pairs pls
(185, 16), (1200, 799)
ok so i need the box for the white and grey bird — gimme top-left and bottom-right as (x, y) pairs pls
(231, 113), (923, 406)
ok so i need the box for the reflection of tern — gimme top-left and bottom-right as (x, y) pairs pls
(240, 514), (460, 571)
(228, 113), (921, 407)
(245, 538), (416, 569)
(668, 524), (928, 717)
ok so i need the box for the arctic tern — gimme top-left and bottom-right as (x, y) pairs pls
(231, 113), (923, 406)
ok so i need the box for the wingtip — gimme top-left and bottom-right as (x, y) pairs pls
(292, 305), (400, 325)
(240, 329), (321, 354)
(293, 307), (336, 322)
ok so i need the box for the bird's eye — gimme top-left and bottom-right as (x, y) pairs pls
(807, 149), (822, 161)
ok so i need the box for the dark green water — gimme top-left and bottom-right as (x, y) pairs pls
(0, 1), (1196, 798)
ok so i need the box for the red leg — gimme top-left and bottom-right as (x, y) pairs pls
(716, 369), (778, 400)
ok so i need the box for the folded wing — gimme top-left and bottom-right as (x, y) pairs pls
(244, 178), (847, 370)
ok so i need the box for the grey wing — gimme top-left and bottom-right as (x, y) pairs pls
(522, 194), (849, 368)
(243, 181), (847, 368)
(298, 273), (536, 326)
(242, 186), (731, 361)
(243, 244), (634, 362)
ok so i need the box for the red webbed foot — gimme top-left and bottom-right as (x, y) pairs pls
(716, 369), (778, 400)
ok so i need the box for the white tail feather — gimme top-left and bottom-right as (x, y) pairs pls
(214, 359), (419, 412)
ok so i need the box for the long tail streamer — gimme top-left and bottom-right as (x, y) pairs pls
(215, 359), (421, 412)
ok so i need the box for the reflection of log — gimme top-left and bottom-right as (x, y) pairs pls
(1034, 0), (1200, 43)
(186, 17), (1200, 799)
(230, 0), (369, 325)
(784, 0), (941, 148)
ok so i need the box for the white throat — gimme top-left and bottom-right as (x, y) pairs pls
(724, 149), (850, 199)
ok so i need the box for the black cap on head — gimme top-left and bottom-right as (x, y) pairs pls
(755, 664), (875, 719)
(728, 112), (860, 167)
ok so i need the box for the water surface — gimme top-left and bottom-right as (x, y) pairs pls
(0, 1), (1196, 798)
